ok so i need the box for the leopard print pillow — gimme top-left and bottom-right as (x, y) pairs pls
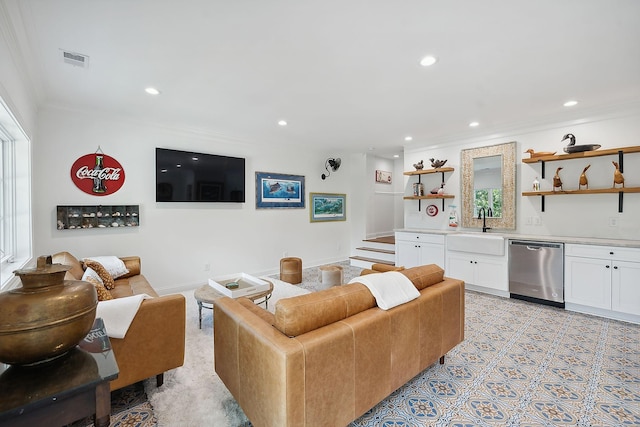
(84, 260), (116, 290)
(85, 275), (113, 301)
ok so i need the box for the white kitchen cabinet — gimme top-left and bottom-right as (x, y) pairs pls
(395, 232), (445, 269)
(446, 252), (508, 293)
(612, 260), (640, 315)
(564, 256), (612, 309)
(565, 244), (640, 320)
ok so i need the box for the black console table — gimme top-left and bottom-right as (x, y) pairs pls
(0, 318), (119, 427)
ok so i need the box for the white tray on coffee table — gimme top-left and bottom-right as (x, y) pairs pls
(208, 273), (270, 298)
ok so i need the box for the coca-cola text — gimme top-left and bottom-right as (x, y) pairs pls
(75, 166), (122, 181)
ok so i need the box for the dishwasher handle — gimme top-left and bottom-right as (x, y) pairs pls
(509, 240), (563, 250)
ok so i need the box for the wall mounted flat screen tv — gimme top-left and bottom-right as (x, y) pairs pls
(156, 148), (245, 202)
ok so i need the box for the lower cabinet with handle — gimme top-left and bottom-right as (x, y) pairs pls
(565, 243), (640, 322)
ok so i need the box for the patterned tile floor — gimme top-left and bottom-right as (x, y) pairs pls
(350, 290), (640, 427)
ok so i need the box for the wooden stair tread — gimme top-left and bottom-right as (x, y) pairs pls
(362, 236), (395, 244)
(356, 247), (395, 255)
(349, 256), (395, 266)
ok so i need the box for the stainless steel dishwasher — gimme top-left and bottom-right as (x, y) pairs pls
(509, 240), (564, 308)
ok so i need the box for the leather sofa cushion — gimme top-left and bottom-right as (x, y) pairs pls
(401, 264), (444, 291)
(52, 252), (142, 281)
(274, 264), (445, 337)
(119, 256), (141, 278)
(237, 298), (276, 324)
(52, 251), (85, 281)
(274, 282), (375, 337)
(110, 274), (159, 299)
(360, 263), (405, 276)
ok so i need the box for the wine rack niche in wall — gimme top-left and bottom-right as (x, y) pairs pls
(57, 205), (140, 230)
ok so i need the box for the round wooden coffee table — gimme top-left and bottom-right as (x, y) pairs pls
(194, 280), (274, 329)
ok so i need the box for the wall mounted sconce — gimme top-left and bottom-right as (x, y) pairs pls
(321, 158), (341, 180)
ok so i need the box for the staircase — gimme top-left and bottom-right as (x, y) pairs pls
(349, 236), (396, 269)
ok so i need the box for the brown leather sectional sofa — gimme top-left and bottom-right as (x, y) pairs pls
(52, 252), (186, 391)
(214, 264), (464, 427)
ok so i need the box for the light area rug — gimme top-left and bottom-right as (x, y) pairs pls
(143, 276), (310, 427)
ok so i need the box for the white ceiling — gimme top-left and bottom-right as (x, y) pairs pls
(5, 0), (640, 157)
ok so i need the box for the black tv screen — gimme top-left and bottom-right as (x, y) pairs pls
(156, 148), (245, 202)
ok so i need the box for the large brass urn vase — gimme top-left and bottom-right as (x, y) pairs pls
(0, 255), (97, 365)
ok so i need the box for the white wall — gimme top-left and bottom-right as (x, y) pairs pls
(32, 107), (361, 293)
(365, 155), (404, 238)
(0, 8), (37, 137)
(404, 106), (640, 241)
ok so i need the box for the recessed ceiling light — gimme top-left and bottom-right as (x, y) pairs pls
(278, 120), (287, 126)
(469, 121), (480, 127)
(563, 100), (578, 107)
(404, 136), (413, 141)
(393, 154), (400, 158)
(145, 87), (161, 95)
(420, 55), (438, 67)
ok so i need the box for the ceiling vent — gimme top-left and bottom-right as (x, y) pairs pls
(61, 50), (89, 68)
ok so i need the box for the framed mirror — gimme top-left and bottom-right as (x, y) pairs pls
(461, 141), (516, 230)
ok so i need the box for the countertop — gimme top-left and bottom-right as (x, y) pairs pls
(395, 228), (640, 248)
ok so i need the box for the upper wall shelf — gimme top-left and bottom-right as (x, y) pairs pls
(523, 188), (640, 196)
(522, 145), (640, 164)
(522, 145), (639, 212)
(403, 167), (455, 211)
(403, 167), (455, 176)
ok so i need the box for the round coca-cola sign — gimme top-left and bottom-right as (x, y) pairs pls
(70, 153), (125, 196)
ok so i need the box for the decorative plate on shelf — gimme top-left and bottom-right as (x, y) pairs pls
(426, 204), (439, 217)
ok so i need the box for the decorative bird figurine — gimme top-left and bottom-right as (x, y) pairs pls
(413, 160), (424, 170)
(612, 161), (625, 188)
(579, 165), (590, 189)
(524, 149), (556, 158)
(553, 167), (563, 192)
(429, 158), (448, 168)
(561, 133), (576, 146)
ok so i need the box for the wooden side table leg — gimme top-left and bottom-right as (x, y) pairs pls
(94, 382), (111, 427)
(198, 301), (203, 329)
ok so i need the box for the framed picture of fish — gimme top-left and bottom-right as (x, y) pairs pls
(310, 192), (346, 222)
(255, 172), (305, 209)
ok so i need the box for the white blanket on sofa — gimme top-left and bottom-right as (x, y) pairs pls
(96, 294), (153, 339)
(348, 271), (420, 310)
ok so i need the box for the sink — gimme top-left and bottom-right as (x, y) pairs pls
(447, 233), (505, 256)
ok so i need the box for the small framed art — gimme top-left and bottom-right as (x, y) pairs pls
(310, 192), (346, 222)
(375, 170), (392, 184)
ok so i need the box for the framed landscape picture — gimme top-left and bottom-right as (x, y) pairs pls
(310, 192), (346, 222)
(255, 172), (305, 209)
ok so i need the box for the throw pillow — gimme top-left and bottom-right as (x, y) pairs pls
(85, 276), (113, 301)
(83, 256), (129, 279)
(82, 267), (103, 284)
(84, 260), (116, 290)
